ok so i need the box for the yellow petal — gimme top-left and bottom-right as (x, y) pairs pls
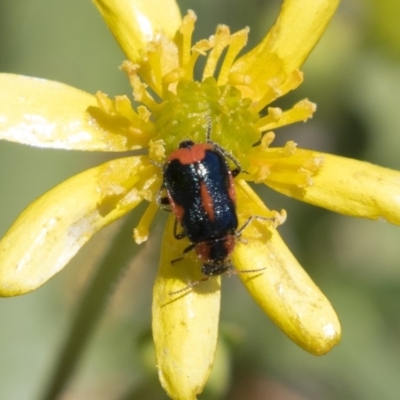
(231, 0), (340, 102)
(93, 0), (182, 62)
(152, 216), (220, 399)
(269, 151), (400, 225)
(0, 156), (158, 296)
(233, 181), (341, 355)
(0, 74), (137, 151)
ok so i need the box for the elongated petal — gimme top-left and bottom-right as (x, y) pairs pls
(152, 216), (220, 400)
(93, 0), (181, 62)
(0, 74), (137, 151)
(233, 181), (341, 355)
(0, 156), (158, 296)
(269, 152), (400, 225)
(231, 0), (340, 101)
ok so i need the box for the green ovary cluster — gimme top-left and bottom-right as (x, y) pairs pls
(153, 78), (260, 167)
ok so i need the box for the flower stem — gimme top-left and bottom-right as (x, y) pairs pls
(41, 212), (141, 400)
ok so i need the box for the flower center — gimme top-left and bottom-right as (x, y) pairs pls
(87, 10), (322, 215)
(152, 78), (260, 167)
(117, 11), (263, 166)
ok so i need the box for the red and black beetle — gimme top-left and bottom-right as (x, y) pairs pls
(159, 126), (268, 289)
(160, 138), (240, 277)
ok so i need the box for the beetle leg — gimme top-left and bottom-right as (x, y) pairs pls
(170, 242), (195, 264)
(156, 185), (173, 212)
(170, 256), (184, 265)
(208, 139), (242, 177)
(173, 218), (187, 240)
(182, 242), (196, 253)
(236, 215), (275, 238)
(158, 197), (171, 211)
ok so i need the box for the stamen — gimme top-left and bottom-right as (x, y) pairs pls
(90, 92), (156, 148)
(114, 96), (156, 145)
(261, 131), (276, 147)
(188, 39), (213, 80)
(95, 91), (114, 114)
(246, 143), (324, 189)
(256, 100), (316, 132)
(137, 36), (181, 97)
(253, 69), (304, 113)
(218, 28), (249, 85)
(256, 107), (283, 130)
(179, 10), (197, 71)
(202, 25), (231, 80)
(134, 201), (159, 244)
(121, 61), (159, 111)
(162, 68), (186, 86)
(251, 83), (281, 113)
(278, 69), (304, 99)
(139, 44), (164, 96)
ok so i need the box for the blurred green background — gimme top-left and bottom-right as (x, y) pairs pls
(1, 0), (400, 399)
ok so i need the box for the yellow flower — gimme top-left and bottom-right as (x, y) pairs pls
(2, 0), (400, 398)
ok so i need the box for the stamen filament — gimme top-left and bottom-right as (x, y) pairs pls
(256, 100), (316, 132)
(179, 11), (196, 71)
(202, 25), (230, 80)
(134, 201), (159, 244)
(218, 28), (249, 86)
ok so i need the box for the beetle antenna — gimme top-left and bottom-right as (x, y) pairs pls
(169, 266), (265, 296)
(206, 115), (212, 142)
(169, 276), (210, 295)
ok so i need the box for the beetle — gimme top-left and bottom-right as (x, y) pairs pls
(159, 126), (267, 291)
(160, 137), (241, 279)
